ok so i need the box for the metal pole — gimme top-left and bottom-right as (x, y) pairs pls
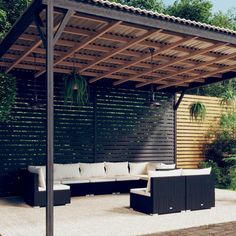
(46, 0), (54, 236)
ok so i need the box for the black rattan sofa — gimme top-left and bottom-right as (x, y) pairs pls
(130, 176), (186, 214)
(130, 174), (215, 215)
(23, 172), (71, 207)
(23, 171), (147, 207)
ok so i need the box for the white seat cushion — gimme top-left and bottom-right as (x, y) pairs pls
(181, 167), (211, 176)
(146, 169), (182, 193)
(115, 176), (140, 181)
(28, 166), (46, 188)
(90, 178), (116, 183)
(105, 162), (129, 176)
(38, 184), (70, 192)
(80, 163), (105, 178)
(129, 162), (148, 175)
(54, 163), (80, 180)
(61, 178), (90, 184)
(130, 188), (150, 197)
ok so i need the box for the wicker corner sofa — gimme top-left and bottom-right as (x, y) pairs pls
(130, 168), (215, 215)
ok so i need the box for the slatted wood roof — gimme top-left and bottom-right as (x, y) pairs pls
(1, 0), (236, 92)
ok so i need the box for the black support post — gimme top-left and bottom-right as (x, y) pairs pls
(46, 0), (54, 236)
(93, 87), (97, 163)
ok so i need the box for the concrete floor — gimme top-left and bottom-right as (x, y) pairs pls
(0, 189), (236, 236)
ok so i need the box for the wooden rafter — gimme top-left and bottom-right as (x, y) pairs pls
(156, 60), (236, 90)
(35, 20), (121, 78)
(53, 9), (74, 45)
(135, 43), (226, 88)
(5, 10), (72, 74)
(78, 29), (161, 73)
(112, 37), (197, 86)
(155, 47), (236, 90)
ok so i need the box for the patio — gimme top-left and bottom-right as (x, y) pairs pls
(1, 0), (236, 235)
(0, 189), (236, 236)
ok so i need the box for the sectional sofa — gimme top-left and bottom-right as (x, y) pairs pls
(24, 161), (162, 207)
(23, 162), (214, 214)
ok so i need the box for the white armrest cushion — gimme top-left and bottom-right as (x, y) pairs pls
(28, 166), (46, 188)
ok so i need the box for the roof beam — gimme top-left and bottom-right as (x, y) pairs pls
(35, 20), (121, 78)
(157, 61), (236, 90)
(110, 37), (197, 86)
(53, 9), (74, 45)
(5, 9), (69, 74)
(78, 28), (161, 74)
(135, 43), (226, 88)
(155, 48), (236, 90)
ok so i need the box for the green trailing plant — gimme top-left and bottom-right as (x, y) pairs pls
(0, 72), (16, 122)
(64, 71), (89, 105)
(189, 101), (207, 122)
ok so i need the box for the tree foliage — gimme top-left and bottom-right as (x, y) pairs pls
(0, 0), (31, 40)
(166, 0), (213, 23)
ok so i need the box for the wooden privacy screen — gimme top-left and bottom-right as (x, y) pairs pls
(0, 74), (174, 197)
(176, 94), (224, 169)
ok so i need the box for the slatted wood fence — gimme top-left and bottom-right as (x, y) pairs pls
(0, 74), (174, 197)
(176, 94), (225, 169)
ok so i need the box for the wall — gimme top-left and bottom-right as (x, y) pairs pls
(0, 74), (175, 197)
(176, 94), (224, 169)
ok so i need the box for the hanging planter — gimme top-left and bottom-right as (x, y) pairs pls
(189, 101), (206, 122)
(0, 72), (16, 122)
(64, 70), (89, 105)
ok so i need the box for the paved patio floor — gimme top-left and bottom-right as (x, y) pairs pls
(0, 189), (236, 236)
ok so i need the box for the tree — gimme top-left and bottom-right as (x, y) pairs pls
(0, 0), (31, 40)
(210, 8), (236, 30)
(110, 0), (165, 12)
(166, 0), (213, 23)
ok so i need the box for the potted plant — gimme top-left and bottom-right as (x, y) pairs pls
(64, 70), (89, 105)
(0, 72), (16, 121)
(189, 101), (206, 122)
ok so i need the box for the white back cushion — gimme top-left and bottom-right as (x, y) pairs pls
(147, 162), (176, 172)
(80, 163), (105, 178)
(105, 162), (129, 176)
(54, 163), (80, 180)
(146, 169), (182, 193)
(28, 166), (46, 188)
(156, 163), (176, 170)
(181, 167), (211, 176)
(129, 162), (148, 175)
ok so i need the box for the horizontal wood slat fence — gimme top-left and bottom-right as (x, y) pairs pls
(0, 74), (174, 197)
(176, 94), (225, 169)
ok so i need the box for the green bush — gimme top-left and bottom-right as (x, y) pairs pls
(0, 73), (16, 121)
(199, 160), (221, 187)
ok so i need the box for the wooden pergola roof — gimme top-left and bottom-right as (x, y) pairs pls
(1, 0), (236, 92)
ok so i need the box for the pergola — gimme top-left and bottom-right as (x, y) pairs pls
(1, 0), (236, 235)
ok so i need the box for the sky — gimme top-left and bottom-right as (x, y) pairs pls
(164, 0), (236, 13)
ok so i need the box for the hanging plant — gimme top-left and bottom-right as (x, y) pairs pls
(0, 72), (16, 122)
(64, 70), (89, 105)
(189, 101), (206, 122)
